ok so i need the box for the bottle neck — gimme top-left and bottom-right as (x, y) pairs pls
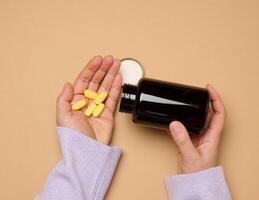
(119, 84), (137, 113)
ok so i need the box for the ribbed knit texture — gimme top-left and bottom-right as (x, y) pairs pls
(35, 127), (121, 200)
(35, 127), (231, 200)
(165, 166), (232, 200)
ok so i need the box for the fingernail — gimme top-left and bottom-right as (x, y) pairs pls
(63, 82), (67, 89)
(170, 121), (182, 134)
(63, 82), (70, 89)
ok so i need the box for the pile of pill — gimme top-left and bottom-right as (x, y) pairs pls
(72, 90), (108, 117)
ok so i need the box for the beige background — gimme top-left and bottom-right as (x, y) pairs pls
(0, 0), (259, 199)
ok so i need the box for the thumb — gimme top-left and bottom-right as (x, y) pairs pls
(169, 121), (198, 159)
(57, 82), (74, 114)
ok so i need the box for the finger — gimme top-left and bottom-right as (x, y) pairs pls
(105, 73), (122, 113)
(203, 107), (213, 130)
(205, 84), (226, 143)
(57, 82), (74, 114)
(73, 56), (103, 94)
(169, 121), (199, 160)
(97, 59), (120, 93)
(87, 55), (114, 91)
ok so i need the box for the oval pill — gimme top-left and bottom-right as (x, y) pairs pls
(93, 103), (105, 117)
(84, 89), (98, 100)
(84, 103), (97, 117)
(72, 99), (87, 111)
(95, 92), (108, 104)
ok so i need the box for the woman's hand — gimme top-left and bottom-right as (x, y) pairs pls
(56, 55), (122, 145)
(169, 84), (226, 174)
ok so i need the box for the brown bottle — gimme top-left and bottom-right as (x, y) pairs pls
(119, 78), (209, 133)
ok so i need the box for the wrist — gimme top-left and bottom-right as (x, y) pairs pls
(180, 159), (217, 174)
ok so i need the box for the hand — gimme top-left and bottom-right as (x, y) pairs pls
(169, 84), (226, 174)
(56, 55), (122, 145)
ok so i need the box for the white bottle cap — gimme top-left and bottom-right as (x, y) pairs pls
(119, 58), (144, 85)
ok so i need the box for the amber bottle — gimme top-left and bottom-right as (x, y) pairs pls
(119, 78), (209, 133)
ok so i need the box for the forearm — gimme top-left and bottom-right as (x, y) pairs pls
(36, 127), (121, 200)
(165, 166), (231, 200)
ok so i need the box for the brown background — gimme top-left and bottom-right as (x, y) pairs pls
(0, 0), (259, 199)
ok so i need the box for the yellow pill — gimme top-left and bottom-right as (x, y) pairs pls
(95, 92), (108, 104)
(72, 99), (87, 111)
(93, 103), (105, 117)
(84, 103), (97, 117)
(84, 89), (98, 100)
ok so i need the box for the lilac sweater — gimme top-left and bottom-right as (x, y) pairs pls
(35, 127), (231, 200)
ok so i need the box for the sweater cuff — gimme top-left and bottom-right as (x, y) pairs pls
(56, 127), (122, 199)
(165, 166), (231, 200)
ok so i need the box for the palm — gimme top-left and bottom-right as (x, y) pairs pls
(70, 93), (114, 143)
(191, 107), (218, 150)
(57, 56), (122, 145)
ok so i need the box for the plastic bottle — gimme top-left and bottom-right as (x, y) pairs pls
(119, 78), (209, 133)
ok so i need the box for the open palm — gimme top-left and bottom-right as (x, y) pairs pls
(56, 55), (122, 145)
